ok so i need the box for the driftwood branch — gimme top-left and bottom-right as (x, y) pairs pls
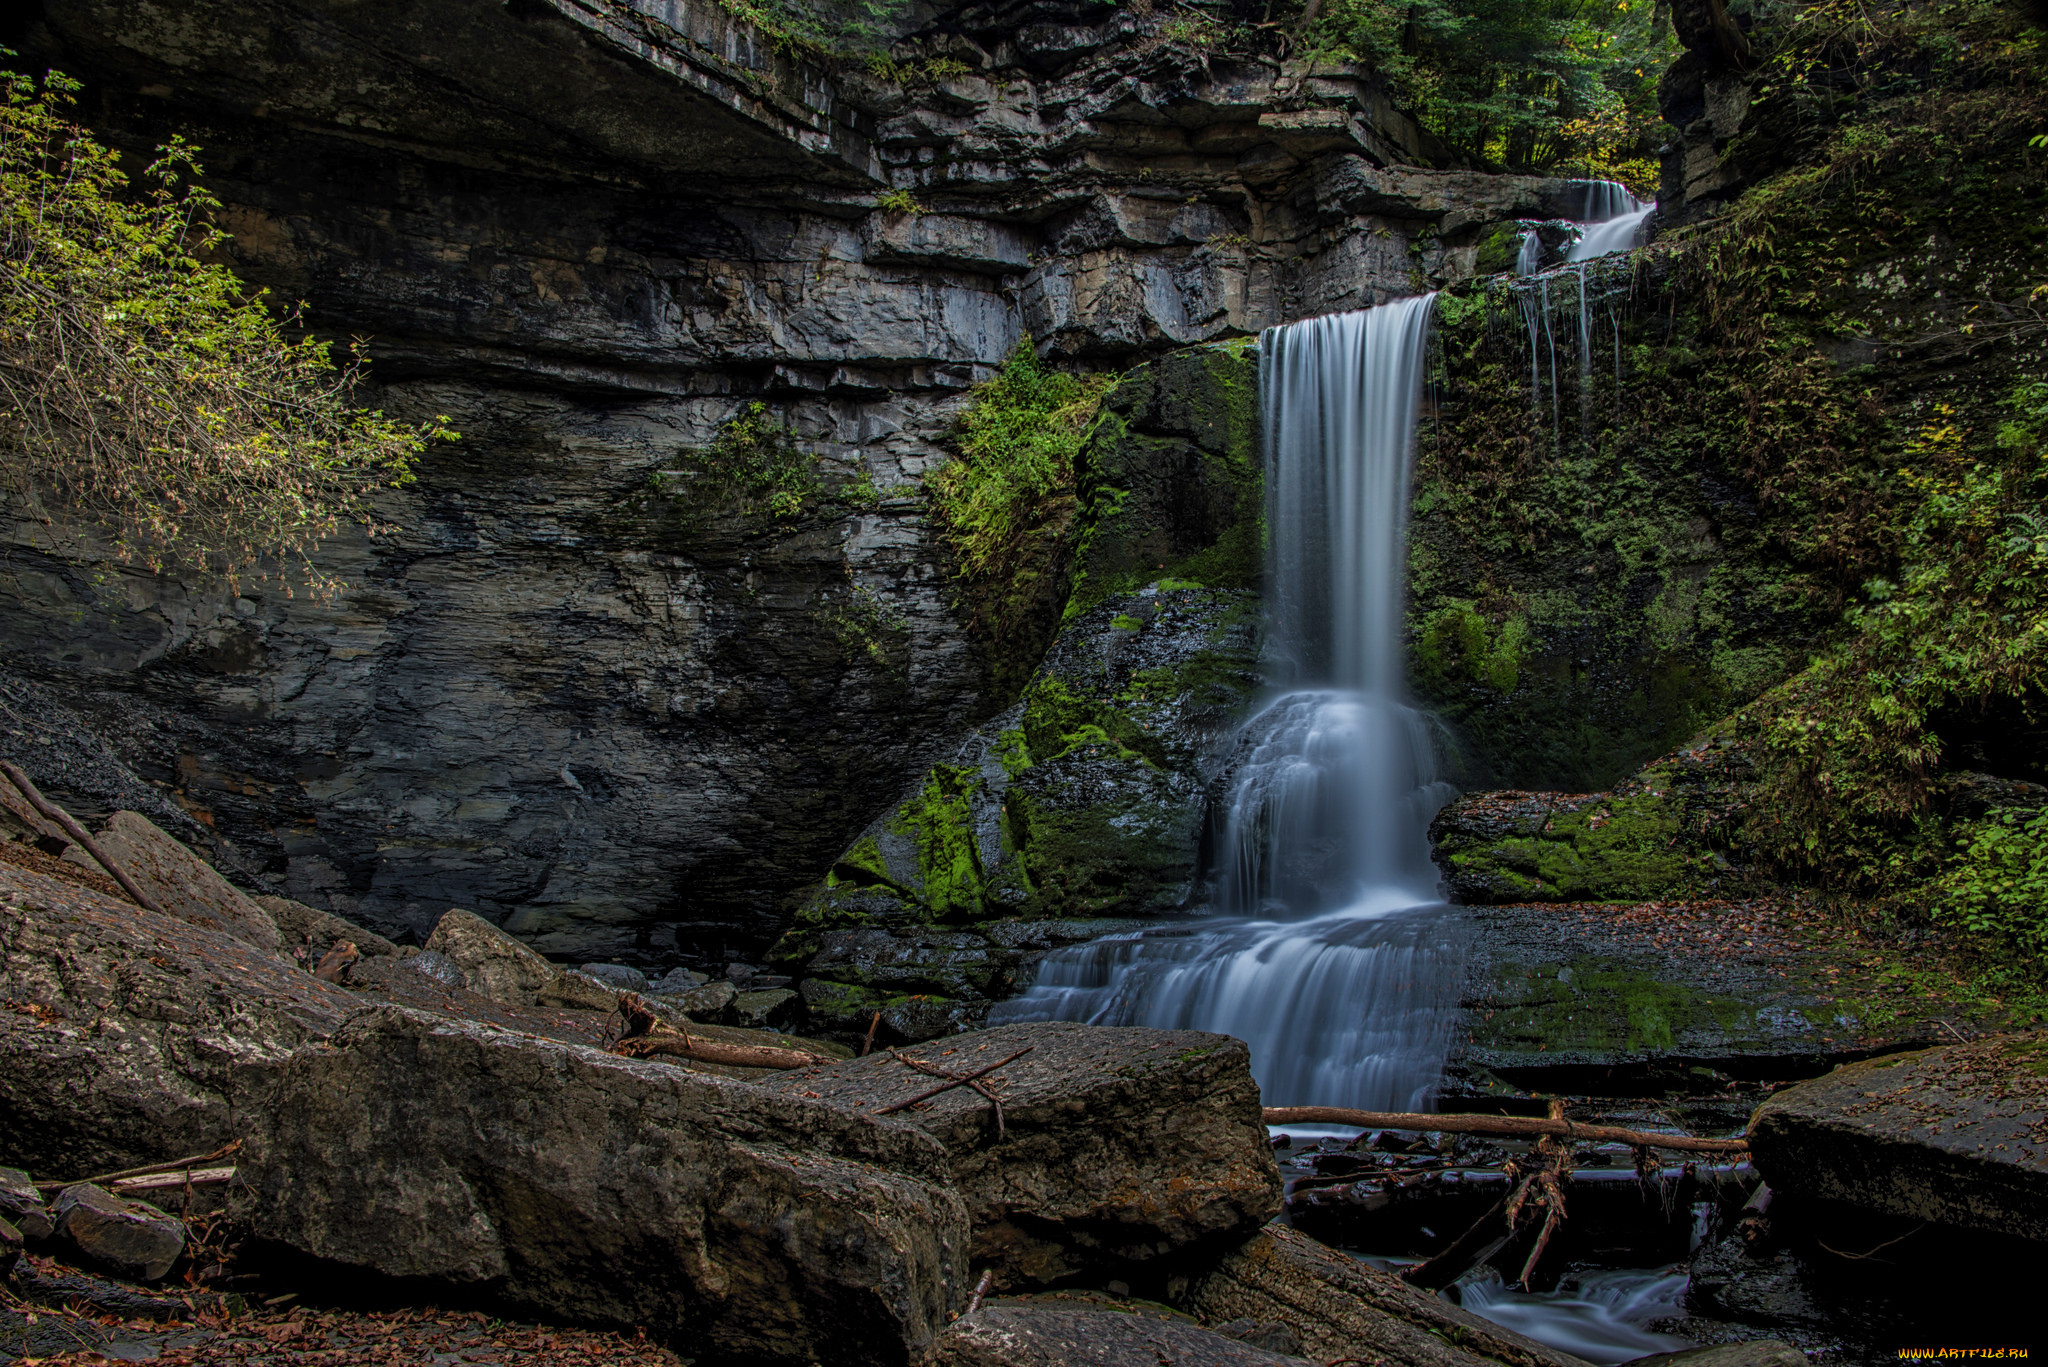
(1262, 1107), (1749, 1154)
(877, 1048), (1033, 1115)
(38, 1142), (241, 1192)
(110, 1166), (236, 1194)
(0, 760), (164, 915)
(963, 1269), (995, 1317)
(607, 993), (830, 1070)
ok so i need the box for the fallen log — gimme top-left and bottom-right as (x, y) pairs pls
(37, 1142), (243, 1192)
(0, 761), (165, 916)
(876, 1047), (1033, 1115)
(1262, 1107), (1749, 1154)
(607, 994), (831, 1070)
(612, 1032), (829, 1070)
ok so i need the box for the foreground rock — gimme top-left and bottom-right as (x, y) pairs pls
(257, 894), (401, 960)
(244, 1005), (967, 1366)
(1748, 1031), (2048, 1242)
(52, 1184), (185, 1281)
(1182, 1225), (1588, 1367)
(935, 1302), (1311, 1366)
(424, 906), (562, 1005)
(764, 1021), (1281, 1285)
(74, 811), (281, 951)
(0, 864), (355, 1176)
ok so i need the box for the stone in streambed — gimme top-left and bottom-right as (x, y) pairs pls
(1747, 1030), (2048, 1242)
(673, 978), (737, 1020)
(1629, 1344), (1807, 1367)
(734, 986), (801, 1028)
(578, 962), (647, 993)
(934, 1302), (1313, 1366)
(243, 1004), (966, 1365)
(763, 1021), (1281, 1286)
(54, 1184), (185, 1281)
(1180, 1224), (1590, 1367)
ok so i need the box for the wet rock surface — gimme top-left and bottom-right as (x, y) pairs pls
(763, 1021), (1281, 1285)
(934, 1301), (1313, 1366)
(1181, 1225), (1589, 1367)
(244, 1004), (968, 1366)
(1444, 896), (1981, 1096)
(1748, 1031), (2048, 1241)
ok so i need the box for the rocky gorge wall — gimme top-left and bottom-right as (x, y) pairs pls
(0, 0), (1624, 964)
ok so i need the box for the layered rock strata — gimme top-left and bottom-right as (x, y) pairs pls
(7, 0), (1634, 962)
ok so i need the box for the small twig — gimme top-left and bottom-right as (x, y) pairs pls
(1818, 1224), (1925, 1262)
(0, 760), (164, 915)
(963, 1269), (994, 1317)
(889, 1050), (1010, 1137)
(860, 1010), (882, 1057)
(877, 1047), (1033, 1115)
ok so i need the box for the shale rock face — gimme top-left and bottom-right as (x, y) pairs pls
(0, 865), (354, 1176)
(244, 1004), (969, 1366)
(9, 0), (1598, 962)
(1180, 1225), (1588, 1367)
(764, 1022), (1282, 1286)
(1748, 1032), (2048, 1242)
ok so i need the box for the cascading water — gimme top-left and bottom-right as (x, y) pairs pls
(1567, 202), (1656, 262)
(993, 297), (1464, 1113)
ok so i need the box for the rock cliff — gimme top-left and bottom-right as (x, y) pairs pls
(3, 0), (1609, 963)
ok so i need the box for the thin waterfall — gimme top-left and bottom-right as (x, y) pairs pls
(993, 297), (1464, 1114)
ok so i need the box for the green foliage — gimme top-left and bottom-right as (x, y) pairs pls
(657, 401), (821, 521)
(0, 69), (449, 594)
(927, 337), (1114, 613)
(1308, 0), (1676, 184)
(875, 188), (925, 215)
(1934, 806), (2048, 961)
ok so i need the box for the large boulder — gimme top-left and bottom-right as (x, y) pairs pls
(1748, 1031), (2048, 1242)
(0, 864), (354, 1176)
(424, 907), (561, 1005)
(242, 1005), (968, 1366)
(74, 810), (281, 951)
(764, 1021), (1282, 1285)
(935, 1301), (1312, 1366)
(1181, 1225), (1590, 1367)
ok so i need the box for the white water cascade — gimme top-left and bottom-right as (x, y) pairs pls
(1566, 180), (1656, 263)
(992, 297), (1464, 1113)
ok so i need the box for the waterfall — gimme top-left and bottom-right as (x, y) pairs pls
(1568, 203), (1656, 262)
(993, 297), (1464, 1114)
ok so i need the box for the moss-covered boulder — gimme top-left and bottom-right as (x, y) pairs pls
(1429, 733), (1757, 903)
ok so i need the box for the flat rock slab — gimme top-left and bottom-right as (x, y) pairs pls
(1182, 1225), (1590, 1367)
(1749, 1031), (2048, 1241)
(1451, 899), (1978, 1092)
(0, 864), (355, 1176)
(244, 1005), (968, 1366)
(763, 1021), (1282, 1285)
(77, 811), (281, 951)
(935, 1302), (1311, 1366)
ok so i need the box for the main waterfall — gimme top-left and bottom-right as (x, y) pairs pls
(993, 297), (1463, 1112)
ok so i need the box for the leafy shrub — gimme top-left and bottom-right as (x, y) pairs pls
(0, 70), (449, 593)
(656, 401), (821, 521)
(875, 188), (925, 216)
(926, 338), (1113, 584)
(1934, 807), (2048, 962)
